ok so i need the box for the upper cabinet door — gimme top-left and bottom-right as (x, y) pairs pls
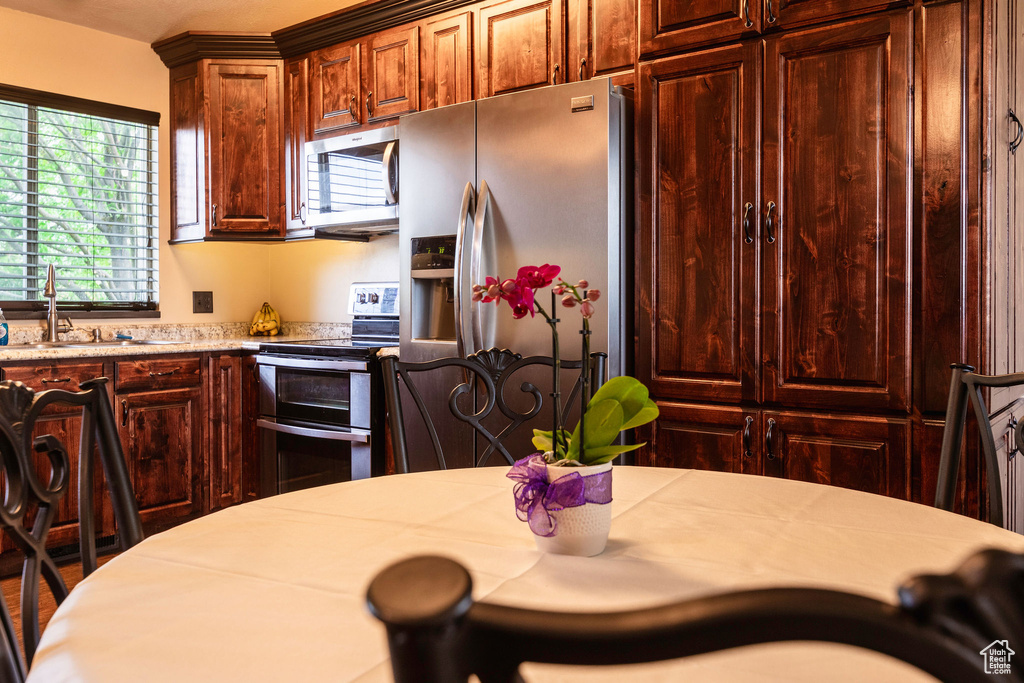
(569, 0), (636, 82)
(640, 0), (759, 57)
(207, 63), (283, 235)
(312, 42), (362, 134)
(761, 12), (912, 411)
(768, 0), (910, 30)
(637, 42), (760, 404)
(284, 56), (311, 237)
(476, 0), (564, 97)
(367, 26), (420, 122)
(422, 11), (474, 109)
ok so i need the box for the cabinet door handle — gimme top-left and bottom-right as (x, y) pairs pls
(149, 369), (178, 378)
(41, 377), (71, 384)
(349, 95), (358, 121)
(366, 92), (374, 118)
(552, 64), (560, 84)
(578, 58), (588, 81)
(211, 204), (217, 227)
(743, 0), (753, 27)
(1010, 109), (1023, 155)
(766, 0), (777, 24)
(742, 416), (754, 458)
(121, 399), (128, 427)
(765, 201), (777, 244)
(742, 202), (754, 244)
(765, 418), (777, 460)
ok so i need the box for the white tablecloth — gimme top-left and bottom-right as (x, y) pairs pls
(27, 467), (1024, 682)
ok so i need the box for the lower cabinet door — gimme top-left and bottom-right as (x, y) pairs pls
(640, 402), (761, 474)
(208, 355), (243, 511)
(762, 410), (910, 499)
(118, 387), (203, 531)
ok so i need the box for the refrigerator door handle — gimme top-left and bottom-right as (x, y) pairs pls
(454, 181), (476, 358)
(470, 180), (491, 355)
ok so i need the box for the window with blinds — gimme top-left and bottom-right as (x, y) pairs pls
(0, 85), (159, 313)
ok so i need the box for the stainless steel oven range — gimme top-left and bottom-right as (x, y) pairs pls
(256, 283), (398, 496)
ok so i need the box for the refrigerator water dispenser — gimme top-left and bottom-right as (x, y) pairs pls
(410, 236), (456, 341)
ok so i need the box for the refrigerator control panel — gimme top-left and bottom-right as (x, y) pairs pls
(410, 235), (456, 272)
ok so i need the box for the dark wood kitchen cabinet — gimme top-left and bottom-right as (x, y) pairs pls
(761, 13), (911, 412)
(641, 402), (909, 498)
(639, 0), (908, 56)
(208, 354), (244, 511)
(567, 0), (636, 82)
(168, 58), (285, 242)
(367, 26), (420, 121)
(115, 359), (204, 533)
(284, 56), (312, 237)
(421, 11), (474, 110)
(476, 0), (564, 96)
(0, 363), (112, 554)
(637, 42), (760, 406)
(311, 41), (364, 134)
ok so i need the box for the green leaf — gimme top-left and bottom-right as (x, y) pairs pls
(531, 429), (553, 452)
(566, 400), (624, 460)
(589, 376), (651, 426)
(621, 398), (660, 431)
(578, 442), (644, 466)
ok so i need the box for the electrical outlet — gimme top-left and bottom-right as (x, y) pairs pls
(193, 291), (213, 314)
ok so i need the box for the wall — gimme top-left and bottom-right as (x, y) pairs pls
(267, 235), (399, 322)
(0, 6), (396, 327)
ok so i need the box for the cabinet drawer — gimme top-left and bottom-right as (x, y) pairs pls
(115, 357), (201, 392)
(3, 362), (105, 392)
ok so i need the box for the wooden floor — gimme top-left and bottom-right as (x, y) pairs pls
(1, 554), (115, 658)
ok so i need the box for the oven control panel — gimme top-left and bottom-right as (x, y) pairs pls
(349, 282), (399, 317)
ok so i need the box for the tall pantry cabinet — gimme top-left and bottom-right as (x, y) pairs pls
(636, 0), (1019, 524)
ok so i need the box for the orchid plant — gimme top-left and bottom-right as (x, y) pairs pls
(472, 264), (659, 466)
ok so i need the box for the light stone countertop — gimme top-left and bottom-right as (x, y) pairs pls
(0, 322), (352, 362)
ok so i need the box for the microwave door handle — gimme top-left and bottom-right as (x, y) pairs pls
(454, 182), (476, 359)
(470, 180), (491, 355)
(256, 419), (370, 443)
(381, 141), (398, 205)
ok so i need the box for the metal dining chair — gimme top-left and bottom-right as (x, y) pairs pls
(381, 348), (607, 474)
(0, 378), (143, 682)
(936, 364), (1024, 528)
(367, 548), (1024, 683)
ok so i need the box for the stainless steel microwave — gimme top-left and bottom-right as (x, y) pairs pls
(305, 127), (398, 239)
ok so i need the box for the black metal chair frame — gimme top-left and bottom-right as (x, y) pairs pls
(936, 363), (1024, 527)
(0, 378), (143, 682)
(382, 348), (607, 474)
(367, 548), (1024, 683)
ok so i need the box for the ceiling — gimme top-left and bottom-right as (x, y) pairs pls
(0, 0), (364, 44)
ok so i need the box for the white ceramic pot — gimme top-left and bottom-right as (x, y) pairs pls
(533, 461), (612, 557)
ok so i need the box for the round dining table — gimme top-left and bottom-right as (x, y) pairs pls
(27, 466), (1024, 682)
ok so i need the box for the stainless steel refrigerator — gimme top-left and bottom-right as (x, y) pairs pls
(398, 78), (632, 471)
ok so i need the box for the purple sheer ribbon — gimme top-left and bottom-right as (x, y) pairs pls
(507, 454), (613, 537)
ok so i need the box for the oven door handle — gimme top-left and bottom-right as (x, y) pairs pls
(257, 419), (370, 443)
(255, 355), (369, 372)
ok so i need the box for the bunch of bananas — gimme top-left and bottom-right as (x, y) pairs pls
(250, 302), (281, 336)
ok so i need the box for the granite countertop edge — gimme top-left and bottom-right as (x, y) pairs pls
(0, 322), (394, 362)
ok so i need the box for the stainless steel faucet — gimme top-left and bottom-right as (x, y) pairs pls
(43, 264), (73, 342)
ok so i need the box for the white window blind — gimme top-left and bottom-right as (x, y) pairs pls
(0, 85), (159, 312)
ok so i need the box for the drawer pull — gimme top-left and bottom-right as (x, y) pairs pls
(149, 369), (178, 378)
(41, 377), (71, 384)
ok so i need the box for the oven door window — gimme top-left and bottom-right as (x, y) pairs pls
(277, 431), (354, 494)
(276, 369), (351, 426)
